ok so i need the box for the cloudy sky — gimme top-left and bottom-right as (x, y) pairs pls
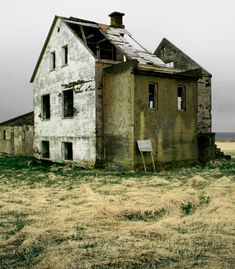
(0, 0), (234, 131)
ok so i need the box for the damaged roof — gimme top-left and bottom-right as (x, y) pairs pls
(63, 16), (166, 66)
(30, 15), (167, 82)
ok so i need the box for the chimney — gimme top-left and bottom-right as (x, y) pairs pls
(109, 11), (125, 28)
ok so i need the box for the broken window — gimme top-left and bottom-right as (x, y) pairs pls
(22, 131), (25, 141)
(177, 86), (186, 111)
(63, 89), (74, 117)
(62, 45), (68, 65)
(63, 142), (73, 160)
(41, 141), (50, 158)
(50, 51), (56, 70)
(42, 94), (50, 119)
(149, 83), (158, 109)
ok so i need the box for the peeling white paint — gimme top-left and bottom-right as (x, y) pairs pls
(33, 18), (96, 166)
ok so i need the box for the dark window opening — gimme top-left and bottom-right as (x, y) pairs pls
(149, 83), (158, 109)
(3, 130), (6, 140)
(63, 142), (73, 160)
(22, 131), (25, 141)
(41, 141), (50, 158)
(177, 86), (186, 111)
(42, 94), (50, 119)
(51, 51), (56, 69)
(63, 89), (74, 117)
(62, 45), (68, 65)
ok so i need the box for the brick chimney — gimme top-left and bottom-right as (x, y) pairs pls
(109, 12), (125, 28)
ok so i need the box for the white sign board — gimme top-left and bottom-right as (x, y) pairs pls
(137, 140), (153, 152)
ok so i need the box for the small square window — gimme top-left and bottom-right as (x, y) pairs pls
(50, 51), (56, 70)
(62, 45), (68, 65)
(63, 142), (73, 160)
(41, 141), (50, 158)
(42, 94), (50, 119)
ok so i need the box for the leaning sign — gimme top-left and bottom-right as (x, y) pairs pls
(137, 140), (156, 172)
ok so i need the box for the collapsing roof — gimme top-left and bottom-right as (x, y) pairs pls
(63, 15), (167, 66)
(30, 13), (167, 82)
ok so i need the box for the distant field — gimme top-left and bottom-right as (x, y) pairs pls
(216, 142), (235, 158)
(0, 155), (235, 269)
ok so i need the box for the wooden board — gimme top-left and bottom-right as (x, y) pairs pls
(137, 140), (153, 152)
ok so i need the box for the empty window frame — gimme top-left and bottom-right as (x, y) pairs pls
(50, 51), (56, 70)
(63, 89), (73, 117)
(63, 142), (73, 160)
(42, 94), (50, 119)
(41, 141), (50, 158)
(22, 130), (25, 141)
(177, 86), (186, 111)
(148, 83), (158, 109)
(62, 45), (68, 65)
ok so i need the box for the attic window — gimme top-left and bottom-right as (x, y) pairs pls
(149, 83), (158, 109)
(50, 51), (56, 70)
(41, 141), (50, 159)
(63, 89), (73, 117)
(63, 142), (73, 160)
(42, 94), (50, 119)
(62, 45), (68, 65)
(177, 86), (186, 111)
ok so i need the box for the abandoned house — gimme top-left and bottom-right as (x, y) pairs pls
(30, 12), (215, 170)
(0, 112), (34, 157)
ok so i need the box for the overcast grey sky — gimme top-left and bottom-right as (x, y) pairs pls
(0, 0), (234, 131)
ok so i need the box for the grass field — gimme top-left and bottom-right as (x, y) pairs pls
(0, 143), (235, 268)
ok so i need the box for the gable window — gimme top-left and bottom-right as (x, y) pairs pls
(149, 83), (158, 109)
(177, 86), (186, 111)
(41, 140), (50, 158)
(62, 45), (68, 65)
(63, 89), (73, 117)
(42, 94), (50, 119)
(63, 142), (73, 160)
(50, 51), (56, 70)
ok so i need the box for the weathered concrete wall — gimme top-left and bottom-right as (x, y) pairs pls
(32, 18), (96, 166)
(155, 42), (212, 133)
(0, 126), (34, 156)
(197, 74), (211, 133)
(103, 61), (136, 170)
(95, 61), (117, 166)
(134, 75), (198, 169)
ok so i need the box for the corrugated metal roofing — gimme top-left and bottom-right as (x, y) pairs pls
(63, 16), (167, 67)
(102, 27), (167, 67)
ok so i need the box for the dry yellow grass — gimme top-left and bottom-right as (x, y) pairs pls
(0, 153), (235, 268)
(216, 142), (235, 158)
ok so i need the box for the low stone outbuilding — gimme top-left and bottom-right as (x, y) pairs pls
(0, 112), (34, 157)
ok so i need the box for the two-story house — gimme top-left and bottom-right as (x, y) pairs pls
(30, 12), (213, 170)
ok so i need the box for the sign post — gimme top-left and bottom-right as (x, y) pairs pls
(137, 140), (156, 172)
